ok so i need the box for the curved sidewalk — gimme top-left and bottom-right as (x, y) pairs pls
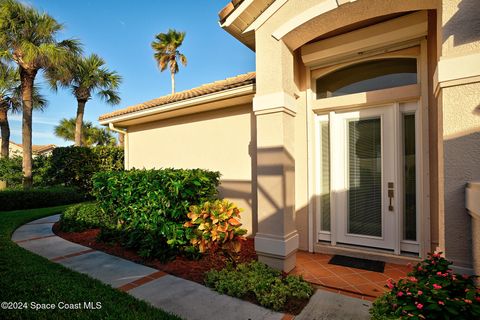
(12, 214), (371, 320)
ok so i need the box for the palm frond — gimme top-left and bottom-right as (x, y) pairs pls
(151, 28), (187, 77)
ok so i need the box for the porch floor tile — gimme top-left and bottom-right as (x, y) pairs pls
(290, 251), (412, 301)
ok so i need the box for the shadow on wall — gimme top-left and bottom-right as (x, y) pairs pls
(443, 0), (480, 47)
(443, 130), (480, 268)
(219, 180), (257, 235)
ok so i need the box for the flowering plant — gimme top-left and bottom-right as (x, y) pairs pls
(184, 199), (247, 263)
(370, 252), (480, 319)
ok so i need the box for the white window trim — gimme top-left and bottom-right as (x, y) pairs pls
(307, 41), (430, 259)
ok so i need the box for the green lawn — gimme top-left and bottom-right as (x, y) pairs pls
(0, 205), (182, 320)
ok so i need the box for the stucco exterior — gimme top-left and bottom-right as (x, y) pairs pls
(101, 0), (480, 273)
(126, 104), (256, 235)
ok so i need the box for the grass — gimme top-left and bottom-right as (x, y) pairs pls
(0, 205), (182, 320)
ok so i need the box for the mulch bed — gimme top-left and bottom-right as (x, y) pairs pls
(52, 223), (256, 284)
(53, 223), (309, 314)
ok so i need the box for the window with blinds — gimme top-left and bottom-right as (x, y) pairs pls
(319, 121), (331, 232)
(347, 118), (382, 237)
(403, 114), (417, 241)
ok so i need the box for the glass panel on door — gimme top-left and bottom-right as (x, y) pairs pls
(347, 118), (382, 237)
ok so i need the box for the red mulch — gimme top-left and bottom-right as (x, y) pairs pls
(52, 223), (256, 284)
(53, 223), (309, 314)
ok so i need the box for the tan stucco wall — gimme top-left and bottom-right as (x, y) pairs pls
(440, 82), (480, 268)
(126, 104), (256, 235)
(437, 0), (480, 269)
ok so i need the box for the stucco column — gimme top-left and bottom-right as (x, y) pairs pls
(254, 99), (299, 272)
(253, 29), (299, 271)
(436, 0), (480, 271)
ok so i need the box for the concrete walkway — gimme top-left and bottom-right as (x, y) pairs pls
(12, 215), (372, 320)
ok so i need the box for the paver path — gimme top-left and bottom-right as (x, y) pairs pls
(12, 214), (372, 320)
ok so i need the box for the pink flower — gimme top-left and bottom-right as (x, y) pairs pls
(386, 279), (394, 289)
(408, 276), (418, 283)
(416, 303), (424, 310)
(438, 301), (445, 305)
(433, 253), (441, 258)
(465, 299), (472, 304)
(462, 274), (469, 279)
(418, 290), (423, 295)
(437, 271), (442, 275)
(433, 284), (442, 290)
(397, 291), (404, 297)
(417, 266), (423, 271)
(407, 292), (412, 296)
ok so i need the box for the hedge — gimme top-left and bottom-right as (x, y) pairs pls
(44, 146), (124, 193)
(0, 155), (50, 188)
(92, 168), (220, 260)
(59, 202), (111, 232)
(0, 186), (88, 212)
(0, 146), (124, 191)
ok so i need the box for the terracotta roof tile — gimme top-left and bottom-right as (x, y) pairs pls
(32, 144), (56, 153)
(99, 71), (255, 121)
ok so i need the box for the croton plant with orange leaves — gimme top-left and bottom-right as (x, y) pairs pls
(184, 199), (247, 261)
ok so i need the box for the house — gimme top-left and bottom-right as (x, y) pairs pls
(0, 139), (56, 158)
(0, 138), (23, 157)
(32, 144), (56, 157)
(99, 0), (480, 275)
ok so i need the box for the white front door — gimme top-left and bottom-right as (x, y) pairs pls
(316, 102), (421, 253)
(332, 105), (397, 250)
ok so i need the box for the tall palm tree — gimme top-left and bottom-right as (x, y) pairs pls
(151, 29), (187, 94)
(0, 0), (82, 187)
(48, 53), (121, 146)
(54, 118), (116, 147)
(0, 63), (46, 158)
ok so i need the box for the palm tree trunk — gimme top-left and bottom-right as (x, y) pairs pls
(0, 105), (10, 158)
(75, 100), (86, 146)
(20, 67), (37, 189)
(171, 72), (175, 94)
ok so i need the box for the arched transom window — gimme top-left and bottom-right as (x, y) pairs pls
(316, 58), (418, 99)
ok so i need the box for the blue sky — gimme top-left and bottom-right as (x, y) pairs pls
(9, 0), (255, 146)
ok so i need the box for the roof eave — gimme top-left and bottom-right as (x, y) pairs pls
(99, 83), (255, 126)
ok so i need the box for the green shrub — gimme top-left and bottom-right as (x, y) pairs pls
(59, 202), (111, 232)
(0, 156), (22, 187)
(184, 200), (247, 262)
(205, 261), (314, 311)
(44, 146), (123, 193)
(370, 253), (480, 320)
(92, 168), (220, 260)
(0, 186), (88, 211)
(0, 155), (50, 188)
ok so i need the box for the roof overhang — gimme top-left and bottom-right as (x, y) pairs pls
(219, 0), (278, 51)
(99, 84), (255, 127)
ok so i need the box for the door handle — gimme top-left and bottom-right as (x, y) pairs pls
(388, 183), (394, 211)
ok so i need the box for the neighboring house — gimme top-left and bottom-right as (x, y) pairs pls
(100, 0), (480, 275)
(0, 139), (56, 158)
(32, 144), (56, 157)
(0, 138), (23, 157)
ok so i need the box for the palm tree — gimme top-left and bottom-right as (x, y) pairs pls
(0, 63), (47, 158)
(0, 0), (82, 187)
(48, 54), (121, 146)
(54, 118), (116, 147)
(151, 29), (187, 94)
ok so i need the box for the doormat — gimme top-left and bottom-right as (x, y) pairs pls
(328, 255), (385, 273)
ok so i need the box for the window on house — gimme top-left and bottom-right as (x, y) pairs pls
(316, 58), (417, 99)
